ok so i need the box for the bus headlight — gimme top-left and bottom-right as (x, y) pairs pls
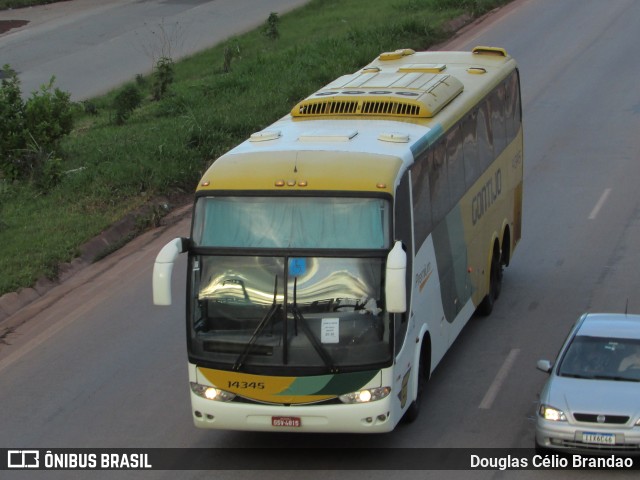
(190, 382), (236, 402)
(339, 387), (391, 404)
(539, 404), (567, 422)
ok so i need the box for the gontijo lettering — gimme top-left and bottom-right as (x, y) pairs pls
(472, 168), (502, 225)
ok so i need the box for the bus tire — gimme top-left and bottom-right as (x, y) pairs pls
(478, 249), (502, 316)
(403, 340), (430, 423)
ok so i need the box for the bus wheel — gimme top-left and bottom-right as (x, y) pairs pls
(403, 341), (430, 423)
(478, 250), (502, 316)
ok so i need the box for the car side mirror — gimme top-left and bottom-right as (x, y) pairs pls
(536, 359), (552, 373)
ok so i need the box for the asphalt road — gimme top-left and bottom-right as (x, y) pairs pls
(0, 0), (312, 100)
(2, 0), (640, 478)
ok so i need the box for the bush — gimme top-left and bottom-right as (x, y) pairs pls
(0, 66), (73, 183)
(24, 77), (74, 150)
(222, 44), (241, 73)
(152, 57), (174, 101)
(0, 65), (25, 176)
(113, 84), (142, 125)
(264, 12), (280, 40)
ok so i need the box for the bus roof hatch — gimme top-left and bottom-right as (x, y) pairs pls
(291, 71), (463, 119)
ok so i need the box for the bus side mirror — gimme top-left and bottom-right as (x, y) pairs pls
(153, 237), (188, 306)
(385, 241), (407, 313)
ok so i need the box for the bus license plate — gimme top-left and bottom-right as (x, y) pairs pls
(582, 432), (615, 445)
(272, 416), (301, 427)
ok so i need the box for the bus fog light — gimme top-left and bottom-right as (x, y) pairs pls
(339, 387), (391, 404)
(190, 382), (236, 402)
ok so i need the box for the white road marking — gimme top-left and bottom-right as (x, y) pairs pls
(588, 188), (611, 220)
(479, 348), (520, 409)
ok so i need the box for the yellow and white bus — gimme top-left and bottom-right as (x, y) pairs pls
(153, 46), (523, 433)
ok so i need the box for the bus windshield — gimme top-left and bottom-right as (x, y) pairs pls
(192, 196), (390, 249)
(189, 255), (391, 372)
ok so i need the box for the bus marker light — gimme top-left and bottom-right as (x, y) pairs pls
(376, 183), (387, 189)
(378, 132), (410, 143)
(275, 180), (285, 187)
(287, 180), (296, 186)
(201, 181), (210, 186)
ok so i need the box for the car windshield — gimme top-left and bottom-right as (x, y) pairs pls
(558, 335), (640, 381)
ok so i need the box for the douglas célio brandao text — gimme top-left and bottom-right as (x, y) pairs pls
(470, 454), (634, 470)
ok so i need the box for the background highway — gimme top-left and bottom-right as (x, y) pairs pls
(0, 0), (312, 99)
(2, 0), (640, 478)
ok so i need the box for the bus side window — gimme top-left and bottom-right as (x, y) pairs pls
(462, 111), (480, 189)
(477, 101), (494, 173)
(505, 70), (522, 142)
(446, 125), (465, 203)
(410, 149), (433, 249)
(429, 140), (450, 225)
(490, 84), (507, 156)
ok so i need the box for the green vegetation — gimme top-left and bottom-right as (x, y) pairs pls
(0, 0), (512, 295)
(1, 67), (73, 184)
(0, 0), (61, 9)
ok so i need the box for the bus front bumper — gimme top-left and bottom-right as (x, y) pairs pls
(190, 392), (397, 433)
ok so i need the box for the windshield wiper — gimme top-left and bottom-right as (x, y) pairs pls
(233, 276), (279, 371)
(290, 277), (337, 373)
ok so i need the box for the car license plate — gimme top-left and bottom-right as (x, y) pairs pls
(582, 432), (615, 445)
(272, 416), (301, 427)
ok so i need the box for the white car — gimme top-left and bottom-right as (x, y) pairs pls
(535, 313), (640, 454)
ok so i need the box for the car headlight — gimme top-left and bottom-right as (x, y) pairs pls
(190, 382), (235, 402)
(539, 404), (567, 422)
(339, 387), (391, 404)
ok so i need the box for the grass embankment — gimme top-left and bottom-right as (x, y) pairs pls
(0, 0), (62, 9)
(0, 0), (511, 295)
